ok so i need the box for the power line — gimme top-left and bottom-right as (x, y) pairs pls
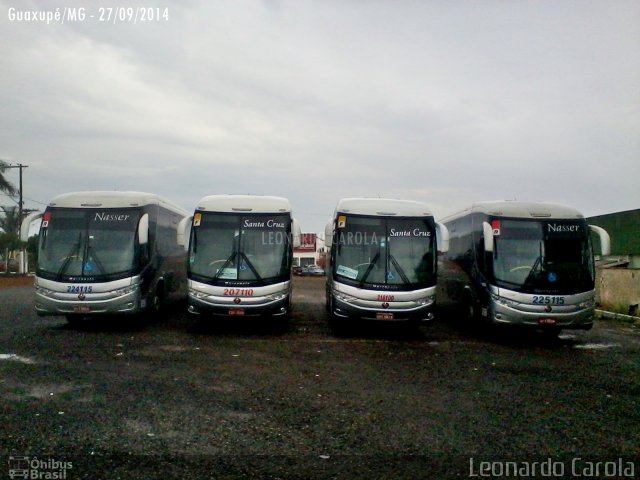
(0, 193), (47, 206)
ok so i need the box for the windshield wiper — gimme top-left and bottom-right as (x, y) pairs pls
(389, 254), (411, 285)
(239, 252), (265, 285)
(56, 233), (83, 280)
(85, 244), (107, 275)
(359, 252), (380, 287)
(523, 248), (545, 287)
(213, 252), (237, 281)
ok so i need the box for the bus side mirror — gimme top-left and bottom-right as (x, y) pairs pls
(436, 222), (449, 254)
(20, 212), (43, 242)
(292, 219), (302, 248)
(589, 225), (610, 256)
(138, 213), (149, 245)
(482, 221), (494, 253)
(177, 216), (192, 250)
(324, 221), (334, 248)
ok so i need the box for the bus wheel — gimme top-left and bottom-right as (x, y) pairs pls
(464, 298), (475, 321)
(325, 285), (331, 312)
(327, 296), (345, 335)
(148, 285), (166, 321)
(329, 316), (346, 336)
(463, 295), (479, 329)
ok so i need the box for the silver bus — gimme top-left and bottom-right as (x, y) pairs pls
(181, 195), (301, 319)
(440, 201), (610, 333)
(325, 198), (449, 327)
(20, 191), (189, 323)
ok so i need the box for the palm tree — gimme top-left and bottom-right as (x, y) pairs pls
(0, 206), (21, 261)
(0, 206), (20, 235)
(0, 161), (23, 273)
(0, 160), (17, 197)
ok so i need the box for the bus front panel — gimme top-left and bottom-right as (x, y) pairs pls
(187, 280), (291, 317)
(187, 211), (293, 317)
(482, 217), (596, 330)
(34, 207), (147, 316)
(328, 213), (437, 323)
(34, 275), (143, 316)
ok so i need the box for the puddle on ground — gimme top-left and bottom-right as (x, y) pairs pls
(573, 343), (621, 350)
(0, 353), (36, 364)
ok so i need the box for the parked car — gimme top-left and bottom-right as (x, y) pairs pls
(292, 266), (304, 276)
(302, 265), (325, 276)
(0, 258), (18, 273)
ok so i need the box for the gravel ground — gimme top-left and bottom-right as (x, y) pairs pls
(1, 276), (639, 479)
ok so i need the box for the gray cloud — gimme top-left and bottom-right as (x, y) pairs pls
(1, 0), (638, 232)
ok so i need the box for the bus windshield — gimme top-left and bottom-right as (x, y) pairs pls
(491, 219), (595, 294)
(189, 212), (292, 285)
(38, 208), (141, 280)
(334, 215), (436, 289)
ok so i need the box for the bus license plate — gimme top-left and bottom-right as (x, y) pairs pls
(539, 318), (557, 326)
(229, 309), (245, 316)
(376, 313), (394, 320)
(73, 306), (91, 314)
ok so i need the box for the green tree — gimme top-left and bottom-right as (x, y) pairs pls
(0, 163), (25, 273)
(0, 206), (22, 267)
(1, 204), (25, 276)
(0, 160), (17, 197)
(0, 230), (20, 254)
(0, 205), (20, 236)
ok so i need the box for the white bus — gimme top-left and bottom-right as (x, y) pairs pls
(324, 198), (449, 326)
(20, 191), (189, 323)
(440, 201), (610, 333)
(180, 195), (301, 319)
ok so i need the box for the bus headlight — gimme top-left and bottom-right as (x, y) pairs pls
(491, 293), (517, 307)
(189, 288), (208, 299)
(267, 292), (288, 302)
(334, 291), (356, 303)
(578, 299), (595, 308)
(35, 286), (55, 297)
(114, 284), (139, 297)
(417, 295), (435, 306)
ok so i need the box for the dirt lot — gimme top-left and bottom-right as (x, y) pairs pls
(2, 276), (639, 479)
(0, 275), (33, 289)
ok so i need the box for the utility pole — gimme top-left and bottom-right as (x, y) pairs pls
(3, 163), (29, 273)
(5, 163), (28, 223)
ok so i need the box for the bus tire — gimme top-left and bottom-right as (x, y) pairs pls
(325, 285), (331, 312)
(463, 293), (479, 328)
(148, 283), (166, 321)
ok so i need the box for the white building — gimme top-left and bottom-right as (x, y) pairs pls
(293, 233), (326, 267)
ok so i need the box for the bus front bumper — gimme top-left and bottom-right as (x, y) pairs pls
(331, 296), (435, 323)
(488, 302), (594, 330)
(34, 289), (142, 317)
(187, 295), (290, 318)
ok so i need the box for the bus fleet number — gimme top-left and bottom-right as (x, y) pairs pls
(377, 294), (395, 302)
(532, 296), (565, 305)
(67, 285), (93, 293)
(223, 288), (254, 297)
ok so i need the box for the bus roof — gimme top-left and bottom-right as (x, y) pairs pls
(48, 191), (189, 216)
(335, 198), (434, 217)
(195, 195), (293, 214)
(441, 201), (585, 222)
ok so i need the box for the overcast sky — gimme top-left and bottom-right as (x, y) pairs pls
(1, 0), (639, 233)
